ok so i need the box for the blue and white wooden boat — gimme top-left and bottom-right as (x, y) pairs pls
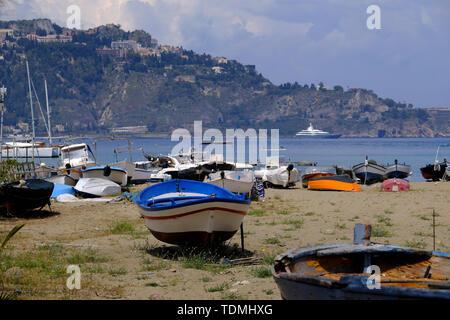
(352, 156), (386, 185)
(384, 159), (411, 179)
(81, 165), (128, 186)
(272, 224), (450, 300)
(137, 179), (251, 247)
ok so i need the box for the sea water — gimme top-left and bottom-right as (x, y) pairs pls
(43, 137), (449, 182)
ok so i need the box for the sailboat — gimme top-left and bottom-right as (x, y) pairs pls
(1, 63), (59, 159)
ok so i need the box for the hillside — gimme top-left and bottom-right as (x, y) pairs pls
(0, 19), (448, 137)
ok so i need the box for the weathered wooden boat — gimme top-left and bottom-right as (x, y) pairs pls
(137, 179), (251, 247)
(0, 179), (54, 215)
(272, 224), (450, 300)
(301, 167), (336, 188)
(308, 175), (361, 192)
(420, 160), (448, 181)
(381, 178), (410, 192)
(384, 160), (411, 179)
(205, 170), (254, 194)
(352, 157), (386, 185)
(74, 178), (122, 198)
(81, 166), (128, 186)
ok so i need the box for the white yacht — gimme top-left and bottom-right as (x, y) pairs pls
(295, 123), (341, 139)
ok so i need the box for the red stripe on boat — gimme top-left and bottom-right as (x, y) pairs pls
(141, 207), (247, 220)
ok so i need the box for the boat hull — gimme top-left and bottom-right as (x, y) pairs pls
(272, 243), (450, 300)
(81, 167), (128, 186)
(352, 163), (386, 185)
(381, 178), (410, 192)
(384, 164), (411, 179)
(45, 174), (78, 186)
(1, 146), (60, 158)
(137, 180), (250, 247)
(205, 171), (254, 194)
(302, 173), (335, 188)
(74, 178), (122, 198)
(308, 175), (361, 192)
(295, 134), (341, 139)
(420, 163), (447, 181)
(0, 179), (54, 214)
(254, 166), (300, 188)
(140, 200), (249, 247)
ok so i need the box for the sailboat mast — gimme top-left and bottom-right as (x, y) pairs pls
(26, 60), (35, 163)
(0, 85), (6, 145)
(45, 79), (52, 145)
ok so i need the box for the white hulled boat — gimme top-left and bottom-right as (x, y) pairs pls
(295, 123), (341, 139)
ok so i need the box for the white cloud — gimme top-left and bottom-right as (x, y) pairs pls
(1, 0), (449, 107)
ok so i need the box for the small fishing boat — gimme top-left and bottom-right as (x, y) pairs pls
(308, 175), (361, 192)
(420, 160), (448, 181)
(381, 178), (410, 192)
(74, 178), (122, 198)
(272, 224), (450, 300)
(205, 170), (254, 194)
(254, 164), (299, 188)
(137, 179), (251, 247)
(352, 156), (386, 185)
(81, 166), (128, 186)
(45, 174), (78, 186)
(384, 160), (411, 179)
(301, 167), (336, 188)
(0, 179), (54, 215)
(112, 160), (155, 184)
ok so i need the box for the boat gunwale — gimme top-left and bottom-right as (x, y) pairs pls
(137, 194), (250, 212)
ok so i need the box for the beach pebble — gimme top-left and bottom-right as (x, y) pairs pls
(169, 269), (177, 273)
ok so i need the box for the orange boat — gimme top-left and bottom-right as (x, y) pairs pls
(301, 167), (336, 188)
(308, 175), (361, 192)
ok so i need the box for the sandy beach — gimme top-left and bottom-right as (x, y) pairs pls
(0, 181), (448, 300)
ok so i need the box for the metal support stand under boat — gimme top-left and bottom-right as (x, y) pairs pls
(240, 223), (245, 253)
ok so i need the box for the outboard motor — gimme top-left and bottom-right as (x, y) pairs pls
(103, 165), (112, 177)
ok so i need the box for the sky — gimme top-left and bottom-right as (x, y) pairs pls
(1, 0), (450, 108)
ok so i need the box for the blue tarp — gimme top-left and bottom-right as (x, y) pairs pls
(51, 183), (75, 198)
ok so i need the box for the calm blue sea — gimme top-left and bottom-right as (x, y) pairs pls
(43, 137), (450, 182)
